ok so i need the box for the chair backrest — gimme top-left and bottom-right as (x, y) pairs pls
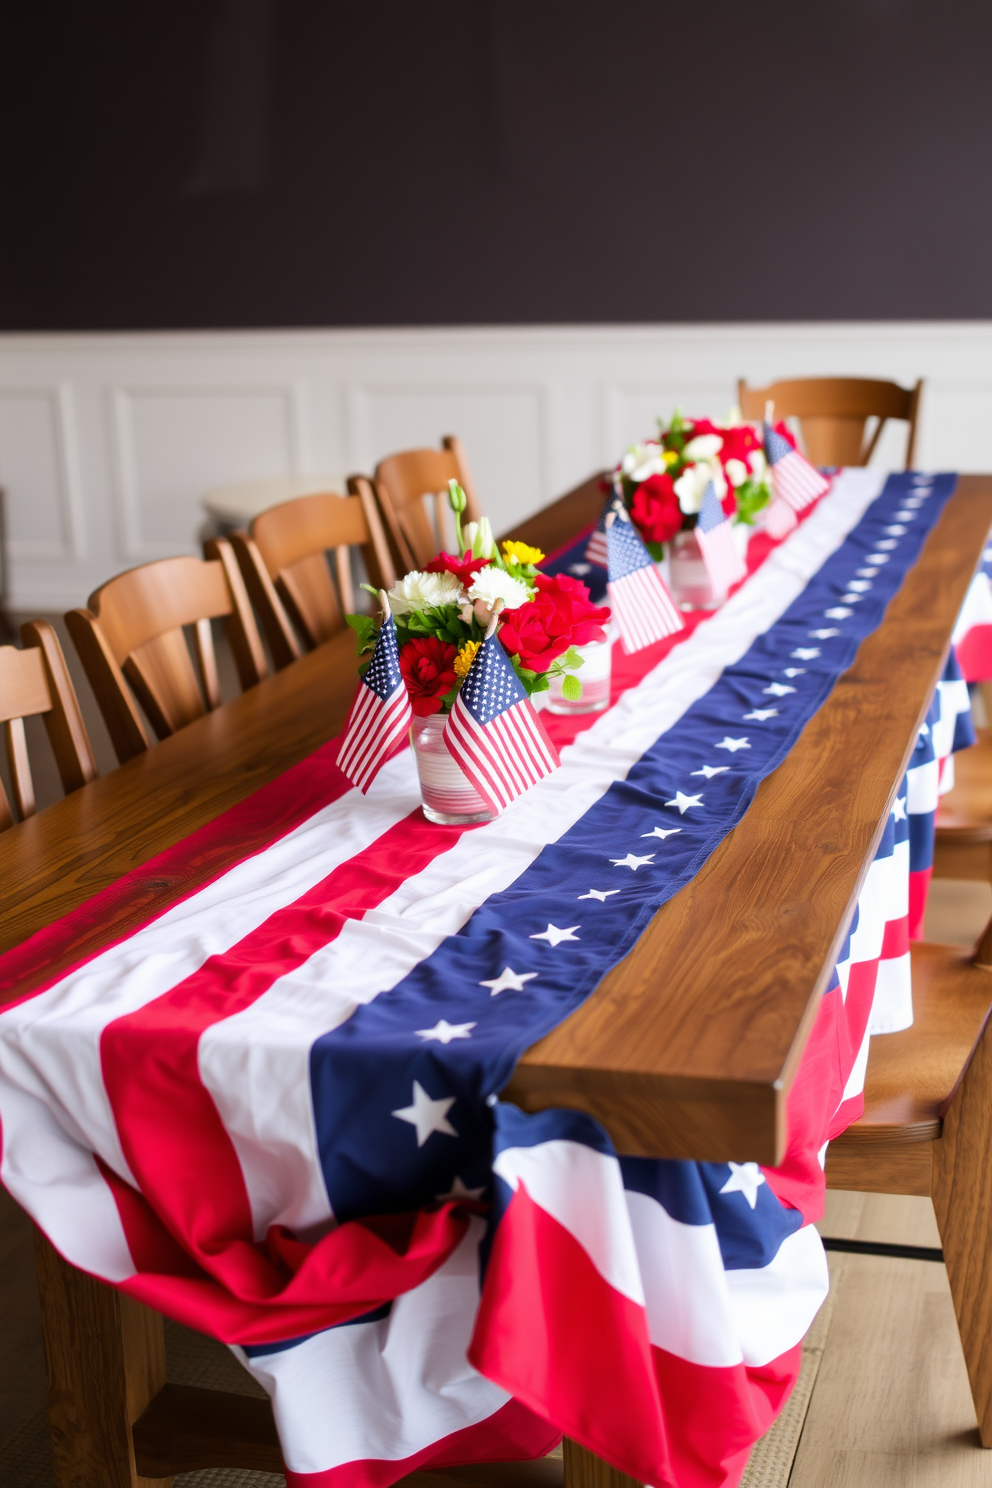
(0, 620), (97, 829)
(230, 487), (396, 670)
(64, 539), (266, 765)
(737, 377), (923, 469)
(370, 435), (481, 571)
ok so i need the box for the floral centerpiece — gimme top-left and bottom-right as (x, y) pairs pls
(348, 481), (610, 714)
(614, 411), (779, 560)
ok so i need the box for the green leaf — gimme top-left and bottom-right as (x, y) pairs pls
(345, 613), (379, 655)
(559, 645), (585, 671)
(561, 673), (582, 701)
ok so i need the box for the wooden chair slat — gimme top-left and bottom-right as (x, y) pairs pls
(278, 554), (341, 649)
(193, 617), (221, 712)
(5, 716), (35, 819)
(737, 377), (922, 471)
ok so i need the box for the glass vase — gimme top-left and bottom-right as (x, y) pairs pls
(668, 528), (726, 611)
(545, 637), (613, 715)
(411, 713), (498, 826)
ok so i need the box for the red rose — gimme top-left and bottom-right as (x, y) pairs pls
(399, 636), (458, 716)
(497, 573), (610, 673)
(629, 472), (683, 545)
(424, 551), (489, 584)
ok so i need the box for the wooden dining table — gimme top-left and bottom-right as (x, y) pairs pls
(3, 470), (992, 1488)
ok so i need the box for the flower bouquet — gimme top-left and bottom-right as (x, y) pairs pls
(343, 481), (610, 823)
(613, 410), (773, 561)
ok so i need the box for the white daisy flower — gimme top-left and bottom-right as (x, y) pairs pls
(467, 565), (531, 612)
(388, 569), (465, 615)
(724, 457), (749, 488)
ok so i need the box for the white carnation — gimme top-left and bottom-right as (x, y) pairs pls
(621, 441), (666, 482)
(674, 458), (727, 514)
(724, 457), (749, 488)
(467, 565), (531, 611)
(388, 569), (464, 615)
(683, 433), (724, 462)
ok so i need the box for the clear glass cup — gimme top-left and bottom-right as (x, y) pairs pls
(668, 528), (726, 611)
(545, 637), (613, 715)
(410, 714), (498, 825)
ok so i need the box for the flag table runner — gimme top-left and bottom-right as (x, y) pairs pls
(0, 471), (966, 1488)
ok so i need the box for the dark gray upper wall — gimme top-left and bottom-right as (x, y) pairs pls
(1, 0), (990, 331)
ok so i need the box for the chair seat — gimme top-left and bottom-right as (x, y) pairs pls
(936, 729), (992, 843)
(837, 940), (992, 1147)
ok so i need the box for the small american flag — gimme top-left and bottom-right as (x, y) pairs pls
(695, 481), (747, 595)
(337, 613), (412, 792)
(606, 506), (684, 653)
(764, 423), (830, 512)
(444, 632), (560, 813)
(585, 499), (612, 568)
(764, 495), (799, 539)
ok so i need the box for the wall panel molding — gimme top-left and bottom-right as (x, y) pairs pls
(0, 322), (989, 609)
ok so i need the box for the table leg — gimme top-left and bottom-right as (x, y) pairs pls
(562, 1438), (642, 1488)
(33, 1231), (172, 1488)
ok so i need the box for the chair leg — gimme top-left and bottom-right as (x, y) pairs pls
(562, 1438), (642, 1488)
(932, 1018), (992, 1447)
(33, 1231), (171, 1488)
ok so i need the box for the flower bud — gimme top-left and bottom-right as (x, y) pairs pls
(447, 479), (467, 514)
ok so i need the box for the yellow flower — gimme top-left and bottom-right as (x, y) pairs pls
(501, 540), (545, 566)
(664, 448), (680, 466)
(454, 640), (480, 679)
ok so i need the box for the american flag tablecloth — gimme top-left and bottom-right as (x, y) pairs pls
(0, 470), (974, 1488)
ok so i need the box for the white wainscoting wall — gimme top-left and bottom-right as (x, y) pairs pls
(1, 321), (990, 611)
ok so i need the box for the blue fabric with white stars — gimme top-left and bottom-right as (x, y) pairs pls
(307, 474), (958, 1249)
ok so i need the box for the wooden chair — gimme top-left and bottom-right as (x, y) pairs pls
(737, 377), (922, 469)
(369, 434), (482, 571)
(65, 540), (267, 766)
(825, 898), (992, 1442)
(229, 486), (395, 672)
(0, 620), (97, 829)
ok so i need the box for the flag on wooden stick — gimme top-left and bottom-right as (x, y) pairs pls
(337, 605), (412, 792)
(695, 481), (747, 595)
(444, 616), (560, 814)
(606, 503), (684, 653)
(763, 421), (830, 513)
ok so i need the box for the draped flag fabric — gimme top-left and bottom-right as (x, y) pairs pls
(763, 423), (831, 513)
(443, 632), (560, 813)
(606, 506), (684, 653)
(952, 532), (992, 682)
(695, 481), (747, 595)
(0, 470), (970, 1488)
(337, 613), (411, 793)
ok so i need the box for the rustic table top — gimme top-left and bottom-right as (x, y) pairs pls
(3, 473), (989, 1165)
